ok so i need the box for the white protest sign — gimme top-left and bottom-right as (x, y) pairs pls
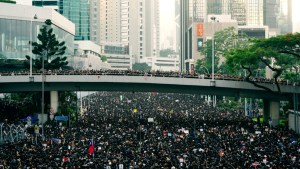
(148, 118), (154, 122)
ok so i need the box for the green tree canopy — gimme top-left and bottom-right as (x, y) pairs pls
(101, 55), (107, 62)
(195, 59), (209, 74)
(25, 19), (68, 70)
(197, 27), (249, 74)
(225, 33), (300, 93)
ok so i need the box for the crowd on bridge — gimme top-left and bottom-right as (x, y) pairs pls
(0, 69), (297, 86)
(0, 92), (299, 168)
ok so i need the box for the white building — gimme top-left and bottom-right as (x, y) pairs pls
(69, 41), (111, 70)
(141, 55), (180, 72)
(0, 2), (75, 60)
(99, 0), (160, 63)
(100, 42), (131, 70)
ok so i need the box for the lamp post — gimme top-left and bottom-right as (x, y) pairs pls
(210, 16), (216, 83)
(30, 14), (38, 77)
(66, 96), (71, 127)
(41, 51), (45, 138)
(211, 16), (216, 107)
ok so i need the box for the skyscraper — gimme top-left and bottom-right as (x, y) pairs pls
(175, 0), (180, 53)
(99, 0), (160, 62)
(277, 0), (293, 34)
(264, 0), (280, 29)
(89, 0), (101, 45)
(144, 0), (160, 58)
(59, 0), (90, 41)
(33, 0), (90, 41)
(99, 0), (121, 43)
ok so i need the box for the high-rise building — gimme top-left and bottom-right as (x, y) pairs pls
(277, 0), (293, 34)
(99, 0), (121, 43)
(145, 0), (160, 58)
(175, 0), (180, 53)
(264, 0), (280, 30)
(99, 0), (160, 63)
(58, 0), (90, 41)
(89, 0), (101, 45)
(33, 0), (90, 41)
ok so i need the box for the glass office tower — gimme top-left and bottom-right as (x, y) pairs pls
(59, 0), (90, 41)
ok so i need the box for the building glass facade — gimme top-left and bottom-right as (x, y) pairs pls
(0, 18), (74, 59)
(59, 0), (90, 41)
(32, 0), (58, 6)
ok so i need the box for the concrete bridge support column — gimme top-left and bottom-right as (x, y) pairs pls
(50, 91), (59, 115)
(263, 99), (280, 126)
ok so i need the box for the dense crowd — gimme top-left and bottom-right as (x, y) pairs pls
(0, 100), (27, 123)
(0, 69), (297, 85)
(0, 92), (299, 168)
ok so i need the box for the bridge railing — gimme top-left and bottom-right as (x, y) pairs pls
(0, 70), (299, 86)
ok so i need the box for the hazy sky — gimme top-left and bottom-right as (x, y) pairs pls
(293, 0), (300, 32)
(160, 0), (175, 49)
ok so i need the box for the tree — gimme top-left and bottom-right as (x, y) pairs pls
(25, 19), (68, 70)
(198, 27), (249, 74)
(253, 33), (300, 58)
(253, 33), (300, 83)
(132, 63), (151, 71)
(58, 91), (77, 123)
(101, 55), (107, 62)
(160, 48), (176, 57)
(195, 59), (209, 74)
(225, 33), (300, 93)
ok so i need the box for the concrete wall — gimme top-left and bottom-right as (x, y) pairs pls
(289, 113), (300, 133)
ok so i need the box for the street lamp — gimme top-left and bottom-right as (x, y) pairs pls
(30, 14), (38, 77)
(210, 16), (216, 107)
(210, 16), (216, 84)
(41, 51), (45, 138)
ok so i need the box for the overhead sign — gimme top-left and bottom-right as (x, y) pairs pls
(55, 116), (68, 121)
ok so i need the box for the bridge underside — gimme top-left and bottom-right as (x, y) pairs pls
(0, 81), (289, 100)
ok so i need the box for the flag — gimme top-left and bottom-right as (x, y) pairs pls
(88, 139), (95, 155)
